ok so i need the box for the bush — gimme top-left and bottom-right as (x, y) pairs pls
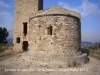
(81, 48), (89, 56)
(0, 44), (13, 52)
(0, 27), (9, 44)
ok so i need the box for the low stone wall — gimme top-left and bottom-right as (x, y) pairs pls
(22, 52), (88, 68)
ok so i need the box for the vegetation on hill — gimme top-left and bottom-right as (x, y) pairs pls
(0, 27), (9, 44)
(81, 43), (100, 60)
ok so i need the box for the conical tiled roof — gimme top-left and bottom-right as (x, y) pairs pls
(30, 6), (80, 19)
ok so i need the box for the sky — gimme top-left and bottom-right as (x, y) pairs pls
(0, 0), (100, 43)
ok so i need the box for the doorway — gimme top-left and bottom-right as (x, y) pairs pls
(22, 41), (28, 51)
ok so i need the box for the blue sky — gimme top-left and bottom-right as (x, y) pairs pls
(0, 0), (100, 43)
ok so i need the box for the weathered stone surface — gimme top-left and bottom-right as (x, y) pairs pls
(13, 0), (43, 51)
(29, 15), (81, 56)
(14, 0), (88, 67)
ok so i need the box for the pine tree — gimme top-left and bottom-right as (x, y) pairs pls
(0, 27), (9, 44)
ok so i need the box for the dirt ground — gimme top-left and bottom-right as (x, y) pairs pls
(0, 53), (100, 75)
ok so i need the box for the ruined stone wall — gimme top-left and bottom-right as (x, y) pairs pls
(29, 15), (81, 56)
(13, 0), (43, 51)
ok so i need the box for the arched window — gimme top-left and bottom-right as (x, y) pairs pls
(16, 37), (20, 43)
(47, 26), (52, 35)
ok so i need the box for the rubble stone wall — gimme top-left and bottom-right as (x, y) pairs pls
(29, 15), (81, 56)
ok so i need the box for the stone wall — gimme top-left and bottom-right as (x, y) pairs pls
(13, 0), (43, 51)
(29, 15), (81, 56)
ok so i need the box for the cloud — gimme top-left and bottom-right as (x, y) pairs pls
(58, 0), (100, 42)
(58, 0), (100, 17)
(58, 2), (80, 13)
(0, 11), (13, 33)
(0, 0), (13, 39)
(0, 0), (10, 9)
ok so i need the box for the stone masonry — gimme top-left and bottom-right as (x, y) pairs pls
(29, 6), (81, 56)
(13, 0), (43, 51)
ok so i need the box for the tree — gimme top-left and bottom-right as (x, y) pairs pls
(0, 27), (9, 44)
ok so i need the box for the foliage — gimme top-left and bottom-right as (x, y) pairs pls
(90, 50), (100, 60)
(94, 43), (100, 50)
(0, 27), (9, 44)
(81, 48), (89, 56)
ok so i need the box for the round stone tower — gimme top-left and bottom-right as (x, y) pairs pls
(22, 6), (88, 67)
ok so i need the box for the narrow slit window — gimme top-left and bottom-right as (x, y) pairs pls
(23, 22), (27, 36)
(47, 26), (52, 35)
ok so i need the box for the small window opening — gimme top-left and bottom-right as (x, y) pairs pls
(16, 37), (20, 43)
(47, 26), (52, 35)
(39, 25), (41, 28)
(23, 22), (27, 36)
(38, 0), (43, 10)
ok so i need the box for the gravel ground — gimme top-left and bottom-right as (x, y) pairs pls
(0, 53), (100, 75)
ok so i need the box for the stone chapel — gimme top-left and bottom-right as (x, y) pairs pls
(13, 0), (88, 67)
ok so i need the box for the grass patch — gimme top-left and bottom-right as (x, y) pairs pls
(0, 44), (22, 57)
(89, 49), (100, 60)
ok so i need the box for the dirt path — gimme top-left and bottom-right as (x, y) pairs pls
(0, 54), (100, 75)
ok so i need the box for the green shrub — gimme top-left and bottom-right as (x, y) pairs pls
(81, 48), (89, 56)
